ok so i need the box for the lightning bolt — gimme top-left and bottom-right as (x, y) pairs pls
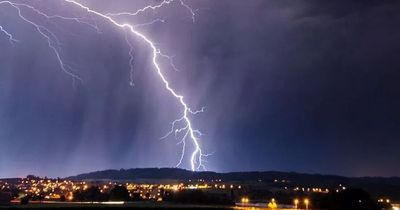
(179, 0), (197, 22)
(0, 0), (209, 171)
(0, 1), (82, 85)
(106, 0), (173, 17)
(0, 25), (19, 43)
(124, 30), (135, 87)
(133, 18), (166, 29)
(105, 0), (196, 22)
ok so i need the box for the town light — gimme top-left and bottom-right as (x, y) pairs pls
(304, 198), (310, 210)
(241, 197), (249, 204)
(268, 198), (278, 209)
(294, 199), (299, 209)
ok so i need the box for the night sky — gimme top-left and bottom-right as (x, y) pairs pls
(1, 0), (400, 178)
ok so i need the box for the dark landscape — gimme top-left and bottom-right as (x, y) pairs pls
(69, 168), (400, 200)
(0, 168), (398, 209)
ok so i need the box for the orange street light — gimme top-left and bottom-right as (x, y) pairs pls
(304, 198), (310, 210)
(241, 197), (249, 204)
(294, 199), (299, 209)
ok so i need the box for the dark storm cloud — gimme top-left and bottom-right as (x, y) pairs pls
(0, 0), (399, 177)
(179, 0), (400, 176)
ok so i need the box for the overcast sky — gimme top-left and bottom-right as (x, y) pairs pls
(0, 0), (400, 178)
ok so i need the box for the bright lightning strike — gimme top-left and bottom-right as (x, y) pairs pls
(0, 0), (209, 171)
(124, 30), (135, 87)
(0, 25), (19, 43)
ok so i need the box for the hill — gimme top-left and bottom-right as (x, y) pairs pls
(67, 168), (400, 200)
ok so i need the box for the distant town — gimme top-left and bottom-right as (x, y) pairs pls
(0, 168), (398, 209)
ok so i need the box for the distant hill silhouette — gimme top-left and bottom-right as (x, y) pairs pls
(67, 168), (400, 200)
(67, 168), (400, 184)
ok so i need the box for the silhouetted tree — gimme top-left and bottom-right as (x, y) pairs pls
(131, 192), (142, 201)
(319, 188), (382, 210)
(26, 175), (37, 180)
(20, 196), (29, 205)
(86, 186), (102, 201)
(163, 189), (233, 205)
(109, 185), (130, 201)
(73, 186), (107, 202)
(59, 195), (66, 202)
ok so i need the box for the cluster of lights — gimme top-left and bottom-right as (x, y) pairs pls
(124, 183), (163, 200)
(14, 178), (89, 199)
(378, 198), (391, 204)
(241, 197), (250, 204)
(0, 181), (10, 190)
(189, 179), (223, 183)
(333, 184), (347, 193)
(293, 186), (329, 193)
(1, 177), (246, 202)
(292, 198), (310, 209)
(239, 197), (311, 209)
(5, 178), (397, 209)
(292, 184), (347, 194)
(274, 179), (290, 183)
